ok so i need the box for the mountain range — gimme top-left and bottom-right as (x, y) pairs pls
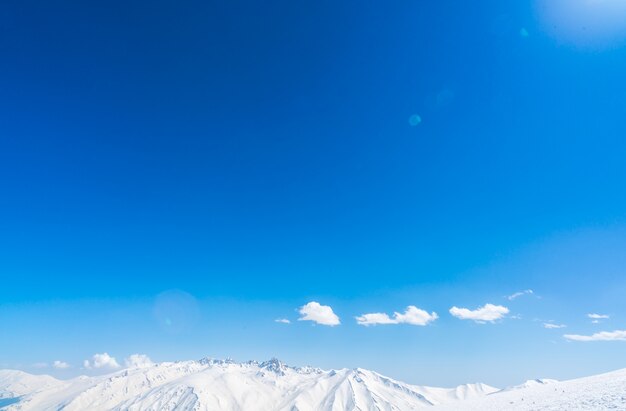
(1, 358), (624, 410)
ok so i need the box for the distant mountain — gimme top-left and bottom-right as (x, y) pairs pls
(0, 358), (496, 410)
(498, 378), (558, 392)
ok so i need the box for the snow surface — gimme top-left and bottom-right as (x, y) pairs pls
(431, 368), (626, 411)
(0, 359), (624, 410)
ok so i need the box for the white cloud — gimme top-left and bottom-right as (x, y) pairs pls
(564, 330), (626, 342)
(274, 318), (291, 324)
(588, 313), (609, 319)
(53, 360), (70, 369)
(298, 301), (340, 326)
(507, 289), (534, 301)
(449, 304), (509, 323)
(356, 306), (438, 326)
(356, 312), (397, 326)
(83, 353), (120, 369)
(124, 354), (153, 368)
(543, 323), (566, 329)
(395, 306), (439, 325)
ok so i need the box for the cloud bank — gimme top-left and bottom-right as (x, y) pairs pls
(53, 360), (70, 369)
(125, 354), (153, 368)
(83, 353), (120, 369)
(564, 330), (626, 342)
(298, 302), (340, 326)
(449, 304), (509, 323)
(543, 323), (566, 329)
(356, 306), (438, 326)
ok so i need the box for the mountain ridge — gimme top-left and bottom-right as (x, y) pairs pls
(0, 358), (497, 410)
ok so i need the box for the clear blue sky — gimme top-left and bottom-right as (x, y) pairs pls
(1, 0), (626, 387)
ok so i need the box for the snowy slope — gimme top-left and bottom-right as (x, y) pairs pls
(498, 378), (558, 392)
(0, 358), (496, 411)
(0, 370), (60, 398)
(431, 368), (626, 411)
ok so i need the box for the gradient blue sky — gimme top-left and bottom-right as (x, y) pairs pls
(2, 0), (626, 387)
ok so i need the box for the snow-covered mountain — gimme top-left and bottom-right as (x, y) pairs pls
(0, 358), (495, 410)
(1, 359), (625, 410)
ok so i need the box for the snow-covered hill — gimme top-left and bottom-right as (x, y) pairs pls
(0, 358), (495, 410)
(430, 368), (626, 411)
(1, 359), (625, 410)
(0, 370), (59, 399)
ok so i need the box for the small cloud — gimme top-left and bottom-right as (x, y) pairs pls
(298, 301), (340, 326)
(124, 354), (153, 368)
(53, 360), (70, 369)
(588, 313), (609, 319)
(543, 323), (566, 329)
(507, 289), (534, 301)
(564, 330), (626, 342)
(32, 362), (48, 369)
(274, 318), (291, 324)
(83, 353), (120, 369)
(449, 304), (509, 323)
(356, 312), (396, 325)
(356, 306), (438, 326)
(395, 306), (438, 325)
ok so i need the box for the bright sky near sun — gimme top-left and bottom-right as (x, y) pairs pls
(1, 0), (626, 387)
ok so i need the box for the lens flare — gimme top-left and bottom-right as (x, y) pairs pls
(535, 0), (626, 47)
(408, 114), (422, 126)
(153, 290), (200, 334)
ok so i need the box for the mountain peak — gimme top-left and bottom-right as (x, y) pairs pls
(259, 357), (287, 375)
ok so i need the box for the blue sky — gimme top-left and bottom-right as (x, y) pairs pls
(1, 0), (626, 387)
